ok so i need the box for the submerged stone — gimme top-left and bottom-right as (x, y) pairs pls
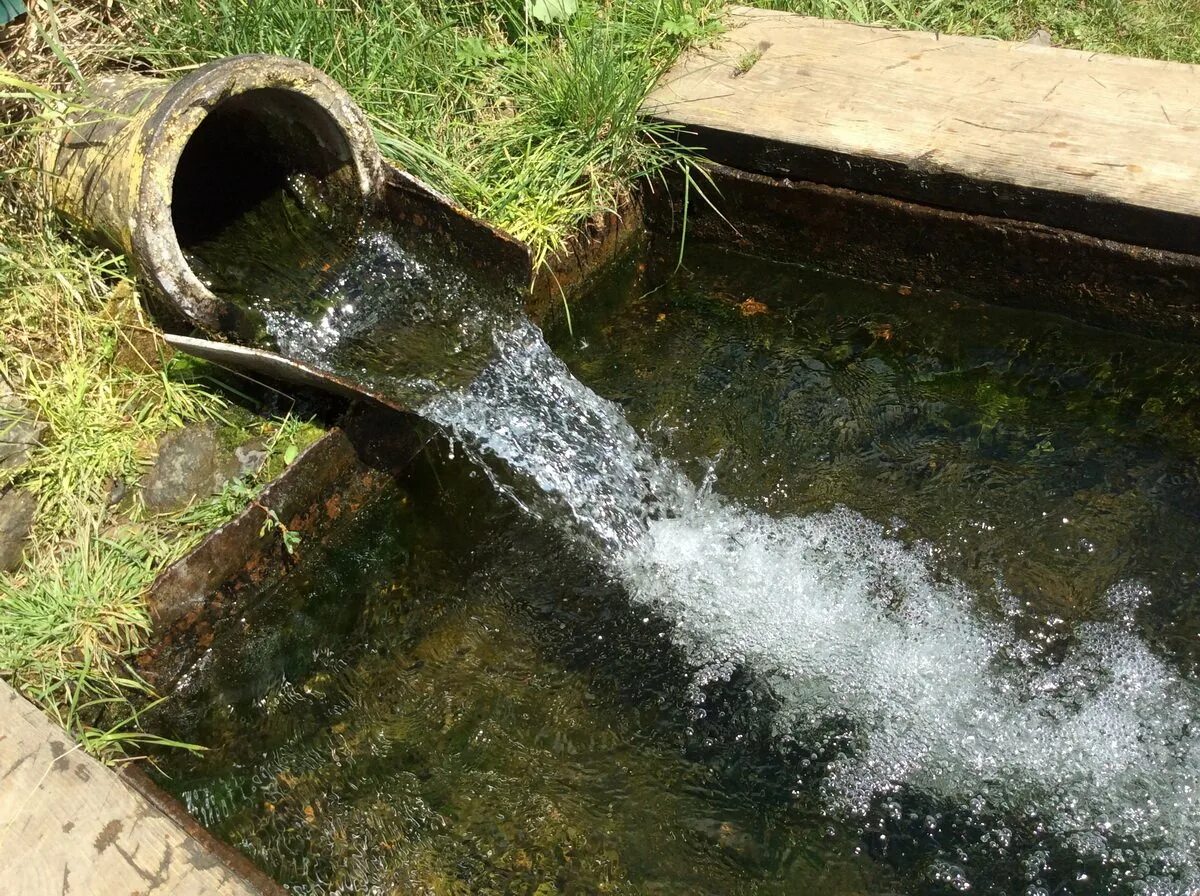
(0, 487), (36, 572)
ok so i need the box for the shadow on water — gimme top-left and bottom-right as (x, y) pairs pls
(150, 185), (1200, 895)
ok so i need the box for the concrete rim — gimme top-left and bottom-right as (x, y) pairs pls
(130, 54), (385, 333)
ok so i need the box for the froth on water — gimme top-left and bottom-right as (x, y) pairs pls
(238, 226), (1200, 894)
(424, 306), (1200, 895)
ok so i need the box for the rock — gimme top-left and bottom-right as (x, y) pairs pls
(140, 424), (243, 514)
(234, 441), (268, 476)
(105, 476), (128, 506)
(0, 383), (46, 475)
(1025, 28), (1053, 46)
(0, 488), (36, 572)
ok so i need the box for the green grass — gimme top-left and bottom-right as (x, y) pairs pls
(759, 0), (1200, 63)
(0, 524), (201, 758)
(0, 209), (314, 759)
(0, 220), (217, 538)
(127, 0), (722, 268)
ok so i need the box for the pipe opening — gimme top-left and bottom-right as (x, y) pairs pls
(172, 87), (359, 249)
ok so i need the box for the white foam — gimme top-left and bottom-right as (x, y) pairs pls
(424, 315), (1200, 893)
(268, 231), (1200, 892)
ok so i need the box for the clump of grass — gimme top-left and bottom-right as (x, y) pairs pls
(127, 0), (723, 267)
(0, 218), (220, 539)
(0, 524), (198, 758)
(760, 0), (1200, 63)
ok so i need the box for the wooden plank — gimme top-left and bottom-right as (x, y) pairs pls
(0, 680), (268, 896)
(644, 8), (1200, 253)
(645, 162), (1200, 342)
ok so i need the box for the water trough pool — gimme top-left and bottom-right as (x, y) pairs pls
(145, 231), (1200, 896)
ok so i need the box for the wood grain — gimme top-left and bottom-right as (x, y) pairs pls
(0, 680), (265, 896)
(645, 8), (1200, 252)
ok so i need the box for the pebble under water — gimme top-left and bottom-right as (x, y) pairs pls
(160, 212), (1200, 895)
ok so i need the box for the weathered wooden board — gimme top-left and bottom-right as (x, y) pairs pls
(0, 680), (268, 896)
(645, 8), (1200, 253)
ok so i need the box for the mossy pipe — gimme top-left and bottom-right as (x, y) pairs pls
(49, 55), (385, 333)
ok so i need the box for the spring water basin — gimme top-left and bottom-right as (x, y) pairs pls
(147, 241), (1200, 896)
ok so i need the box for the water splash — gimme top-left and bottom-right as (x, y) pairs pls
(422, 307), (1200, 895)
(263, 230), (1200, 894)
(423, 316), (694, 553)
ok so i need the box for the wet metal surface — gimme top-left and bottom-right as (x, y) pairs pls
(142, 406), (429, 691)
(647, 162), (1200, 343)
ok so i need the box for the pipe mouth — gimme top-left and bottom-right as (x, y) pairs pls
(132, 55), (384, 333)
(171, 87), (358, 248)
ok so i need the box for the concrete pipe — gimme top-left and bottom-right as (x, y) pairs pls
(49, 54), (385, 333)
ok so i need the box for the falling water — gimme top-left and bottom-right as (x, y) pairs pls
(239, 228), (1199, 894)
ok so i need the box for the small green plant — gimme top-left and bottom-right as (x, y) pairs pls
(454, 35), (513, 68)
(196, 477), (302, 554)
(259, 500), (302, 556)
(662, 0), (723, 39)
(526, 0), (578, 25)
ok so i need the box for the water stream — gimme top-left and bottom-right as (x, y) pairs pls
(429, 308), (1200, 896)
(176, 213), (1200, 894)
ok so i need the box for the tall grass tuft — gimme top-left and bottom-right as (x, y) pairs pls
(127, 0), (722, 266)
(0, 525), (199, 758)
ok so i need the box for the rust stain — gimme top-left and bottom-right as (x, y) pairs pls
(738, 297), (769, 316)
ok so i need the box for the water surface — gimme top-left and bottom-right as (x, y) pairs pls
(153, 235), (1200, 895)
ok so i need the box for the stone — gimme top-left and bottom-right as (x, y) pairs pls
(234, 441), (268, 476)
(0, 384), (46, 476)
(1025, 28), (1053, 46)
(140, 424), (243, 514)
(0, 488), (36, 573)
